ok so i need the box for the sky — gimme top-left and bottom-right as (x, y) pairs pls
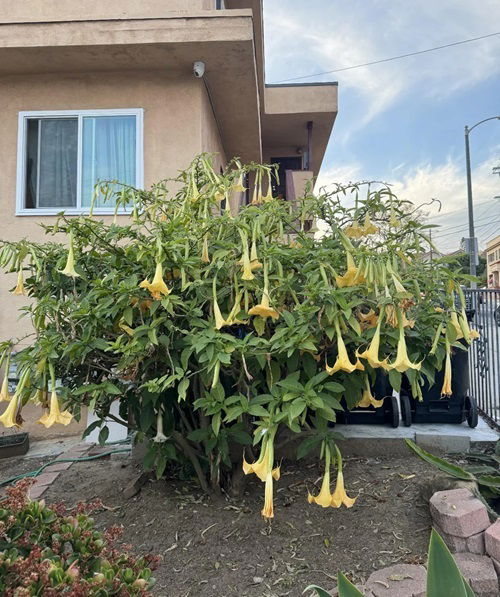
(262, 0), (500, 253)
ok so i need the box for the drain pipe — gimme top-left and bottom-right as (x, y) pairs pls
(306, 121), (313, 171)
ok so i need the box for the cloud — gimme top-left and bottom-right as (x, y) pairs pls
(313, 154), (500, 252)
(263, 0), (500, 128)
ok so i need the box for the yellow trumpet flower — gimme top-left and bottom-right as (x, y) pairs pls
(357, 309), (378, 329)
(59, 233), (80, 278)
(356, 310), (389, 369)
(238, 230), (255, 281)
(242, 431), (280, 519)
(201, 235), (210, 264)
(357, 377), (384, 408)
(261, 471), (275, 519)
(308, 444), (336, 507)
(391, 274), (409, 296)
(387, 312), (421, 373)
(441, 341), (452, 397)
(335, 252), (365, 288)
(450, 311), (464, 340)
(153, 407), (168, 443)
(0, 375), (11, 402)
(470, 328), (480, 339)
(37, 390), (73, 428)
(12, 269), (26, 296)
(249, 231), (263, 271)
(261, 174), (274, 203)
(331, 446), (356, 508)
(389, 206), (401, 228)
(386, 304), (413, 328)
(344, 220), (364, 239)
(362, 213), (379, 235)
(248, 263), (279, 321)
(326, 319), (359, 374)
(0, 391), (21, 428)
(232, 173), (246, 193)
(139, 262), (171, 300)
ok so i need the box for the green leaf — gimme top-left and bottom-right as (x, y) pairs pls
(212, 412), (221, 437)
(178, 377), (190, 401)
(254, 316), (266, 336)
(248, 404), (269, 417)
(323, 381), (345, 393)
(82, 420), (101, 439)
(388, 369), (402, 393)
(98, 425), (109, 446)
(303, 585), (332, 597)
(405, 439), (474, 481)
(476, 475), (500, 488)
(337, 573), (365, 596)
(427, 529), (470, 597)
(288, 399), (306, 420)
(297, 435), (322, 459)
(155, 453), (167, 480)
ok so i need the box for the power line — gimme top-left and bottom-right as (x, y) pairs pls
(428, 211), (494, 233)
(432, 218), (500, 240)
(270, 31), (500, 84)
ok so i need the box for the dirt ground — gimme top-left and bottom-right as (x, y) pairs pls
(9, 450), (439, 597)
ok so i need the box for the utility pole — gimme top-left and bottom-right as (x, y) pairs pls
(464, 116), (500, 289)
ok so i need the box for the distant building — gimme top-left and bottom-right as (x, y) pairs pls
(486, 235), (500, 288)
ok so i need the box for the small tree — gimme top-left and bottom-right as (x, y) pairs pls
(0, 156), (477, 518)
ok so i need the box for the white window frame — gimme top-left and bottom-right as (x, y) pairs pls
(16, 108), (144, 216)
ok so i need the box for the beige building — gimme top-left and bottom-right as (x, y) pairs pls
(0, 0), (337, 344)
(486, 235), (500, 288)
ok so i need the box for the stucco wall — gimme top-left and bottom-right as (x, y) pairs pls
(0, 0), (217, 22)
(0, 70), (204, 344)
(201, 85), (227, 171)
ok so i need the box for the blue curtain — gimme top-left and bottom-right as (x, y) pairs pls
(81, 116), (136, 208)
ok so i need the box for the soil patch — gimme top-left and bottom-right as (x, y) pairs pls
(40, 452), (436, 597)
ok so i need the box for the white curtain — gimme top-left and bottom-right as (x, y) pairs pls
(81, 116), (136, 208)
(38, 118), (78, 208)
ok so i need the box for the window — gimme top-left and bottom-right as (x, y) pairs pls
(17, 109), (143, 215)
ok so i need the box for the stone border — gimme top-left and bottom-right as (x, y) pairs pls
(27, 442), (90, 500)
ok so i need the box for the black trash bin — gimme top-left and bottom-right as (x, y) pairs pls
(337, 371), (399, 428)
(400, 346), (478, 428)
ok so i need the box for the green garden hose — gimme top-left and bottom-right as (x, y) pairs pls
(0, 448), (131, 488)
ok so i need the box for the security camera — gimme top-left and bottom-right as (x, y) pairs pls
(193, 61), (206, 78)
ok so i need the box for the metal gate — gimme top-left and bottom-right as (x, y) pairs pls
(464, 289), (500, 429)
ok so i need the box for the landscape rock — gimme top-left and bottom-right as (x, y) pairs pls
(454, 553), (499, 597)
(430, 488), (490, 538)
(485, 520), (500, 562)
(365, 563), (426, 597)
(433, 523), (485, 554)
(122, 471), (151, 499)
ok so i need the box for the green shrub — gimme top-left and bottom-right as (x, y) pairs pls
(0, 479), (158, 596)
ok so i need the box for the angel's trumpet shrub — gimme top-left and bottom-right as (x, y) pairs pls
(139, 262), (171, 300)
(335, 252), (365, 288)
(357, 377), (384, 408)
(308, 444), (336, 507)
(326, 319), (361, 374)
(213, 278), (229, 330)
(356, 310), (388, 369)
(0, 391), (21, 428)
(248, 263), (279, 321)
(331, 446), (356, 508)
(387, 311), (421, 373)
(261, 174), (274, 203)
(37, 390), (73, 428)
(12, 269), (26, 296)
(249, 226), (263, 270)
(59, 233), (80, 278)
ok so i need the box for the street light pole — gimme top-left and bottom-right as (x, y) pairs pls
(464, 116), (500, 289)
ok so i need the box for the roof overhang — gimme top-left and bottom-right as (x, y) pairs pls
(262, 83), (338, 176)
(0, 12), (263, 163)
